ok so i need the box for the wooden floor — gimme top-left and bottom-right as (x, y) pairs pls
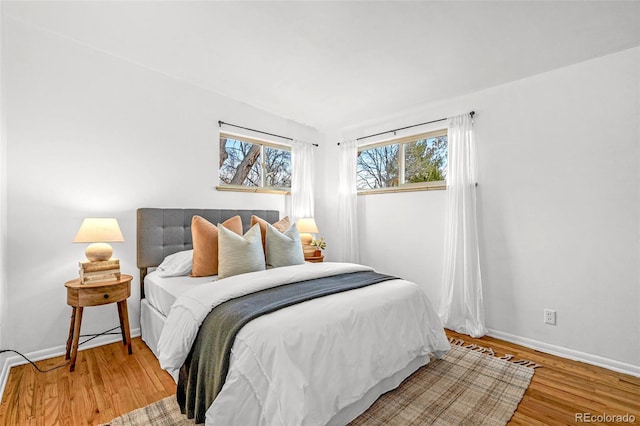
(0, 338), (175, 426)
(446, 331), (640, 426)
(0, 333), (638, 425)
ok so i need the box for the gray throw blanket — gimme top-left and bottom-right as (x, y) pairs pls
(176, 270), (397, 423)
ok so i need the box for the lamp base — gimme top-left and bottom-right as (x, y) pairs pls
(85, 242), (113, 262)
(300, 233), (316, 258)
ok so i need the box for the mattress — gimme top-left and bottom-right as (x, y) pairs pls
(144, 270), (215, 317)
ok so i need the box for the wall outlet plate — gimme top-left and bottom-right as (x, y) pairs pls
(544, 309), (557, 325)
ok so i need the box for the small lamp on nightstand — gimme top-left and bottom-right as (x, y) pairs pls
(73, 218), (125, 262)
(296, 217), (319, 258)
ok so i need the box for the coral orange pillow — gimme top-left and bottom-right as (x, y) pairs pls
(251, 215), (290, 252)
(191, 215), (242, 277)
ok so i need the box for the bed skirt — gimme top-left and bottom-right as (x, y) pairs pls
(140, 299), (165, 362)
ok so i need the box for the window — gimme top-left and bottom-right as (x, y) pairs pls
(218, 133), (291, 193)
(357, 129), (447, 193)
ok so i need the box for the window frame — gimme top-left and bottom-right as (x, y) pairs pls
(357, 128), (448, 195)
(216, 132), (292, 195)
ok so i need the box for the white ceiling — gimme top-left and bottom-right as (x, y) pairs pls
(5, 1), (640, 130)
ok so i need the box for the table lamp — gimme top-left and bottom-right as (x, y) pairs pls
(296, 217), (319, 258)
(73, 218), (125, 262)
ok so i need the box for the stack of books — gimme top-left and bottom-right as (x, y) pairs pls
(79, 259), (121, 284)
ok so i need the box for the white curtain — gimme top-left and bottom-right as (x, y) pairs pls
(337, 140), (360, 263)
(290, 140), (315, 222)
(438, 113), (486, 338)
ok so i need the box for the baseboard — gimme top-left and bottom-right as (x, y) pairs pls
(0, 327), (141, 401)
(487, 328), (640, 378)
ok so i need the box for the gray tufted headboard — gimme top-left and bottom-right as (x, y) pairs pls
(137, 208), (279, 297)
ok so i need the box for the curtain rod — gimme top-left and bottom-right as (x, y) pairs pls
(218, 121), (319, 147)
(337, 111), (475, 146)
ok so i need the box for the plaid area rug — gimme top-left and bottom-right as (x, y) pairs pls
(349, 344), (535, 425)
(103, 345), (535, 426)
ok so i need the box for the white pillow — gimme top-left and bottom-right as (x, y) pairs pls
(266, 222), (305, 268)
(156, 249), (193, 277)
(217, 223), (266, 279)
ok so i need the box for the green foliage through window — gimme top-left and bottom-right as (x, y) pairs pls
(404, 136), (447, 183)
(357, 130), (447, 191)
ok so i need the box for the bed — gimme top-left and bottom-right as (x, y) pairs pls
(137, 208), (450, 425)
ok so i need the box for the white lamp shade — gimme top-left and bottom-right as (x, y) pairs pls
(73, 218), (125, 243)
(73, 218), (124, 262)
(296, 218), (319, 234)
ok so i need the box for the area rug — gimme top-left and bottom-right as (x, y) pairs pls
(103, 341), (537, 426)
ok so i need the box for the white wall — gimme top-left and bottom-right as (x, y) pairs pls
(2, 15), (319, 359)
(0, 2), (7, 357)
(324, 47), (640, 372)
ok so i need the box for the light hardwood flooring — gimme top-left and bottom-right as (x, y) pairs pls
(0, 338), (175, 425)
(0, 333), (638, 425)
(447, 330), (640, 426)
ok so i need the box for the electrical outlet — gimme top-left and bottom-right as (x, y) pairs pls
(544, 309), (557, 325)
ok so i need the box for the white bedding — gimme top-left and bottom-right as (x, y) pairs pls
(144, 270), (215, 317)
(157, 262), (450, 426)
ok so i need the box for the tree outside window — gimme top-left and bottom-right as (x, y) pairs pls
(404, 135), (447, 183)
(219, 133), (291, 190)
(356, 144), (399, 189)
(357, 130), (447, 192)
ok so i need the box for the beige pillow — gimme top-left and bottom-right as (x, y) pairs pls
(190, 215), (242, 277)
(265, 223), (305, 268)
(217, 223), (266, 279)
(251, 215), (291, 252)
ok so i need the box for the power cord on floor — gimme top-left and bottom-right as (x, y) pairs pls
(0, 349), (68, 373)
(1, 325), (123, 373)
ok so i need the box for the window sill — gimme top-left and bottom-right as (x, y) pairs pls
(358, 181), (446, 195)
(215, 185), (291, 195)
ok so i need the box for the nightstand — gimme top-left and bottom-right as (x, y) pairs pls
(305, 255), (324, 263)
(64, 274), (133, 372)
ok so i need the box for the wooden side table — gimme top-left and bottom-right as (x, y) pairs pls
(64, 274), (133, 372)
(305, 255), (324, 263)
